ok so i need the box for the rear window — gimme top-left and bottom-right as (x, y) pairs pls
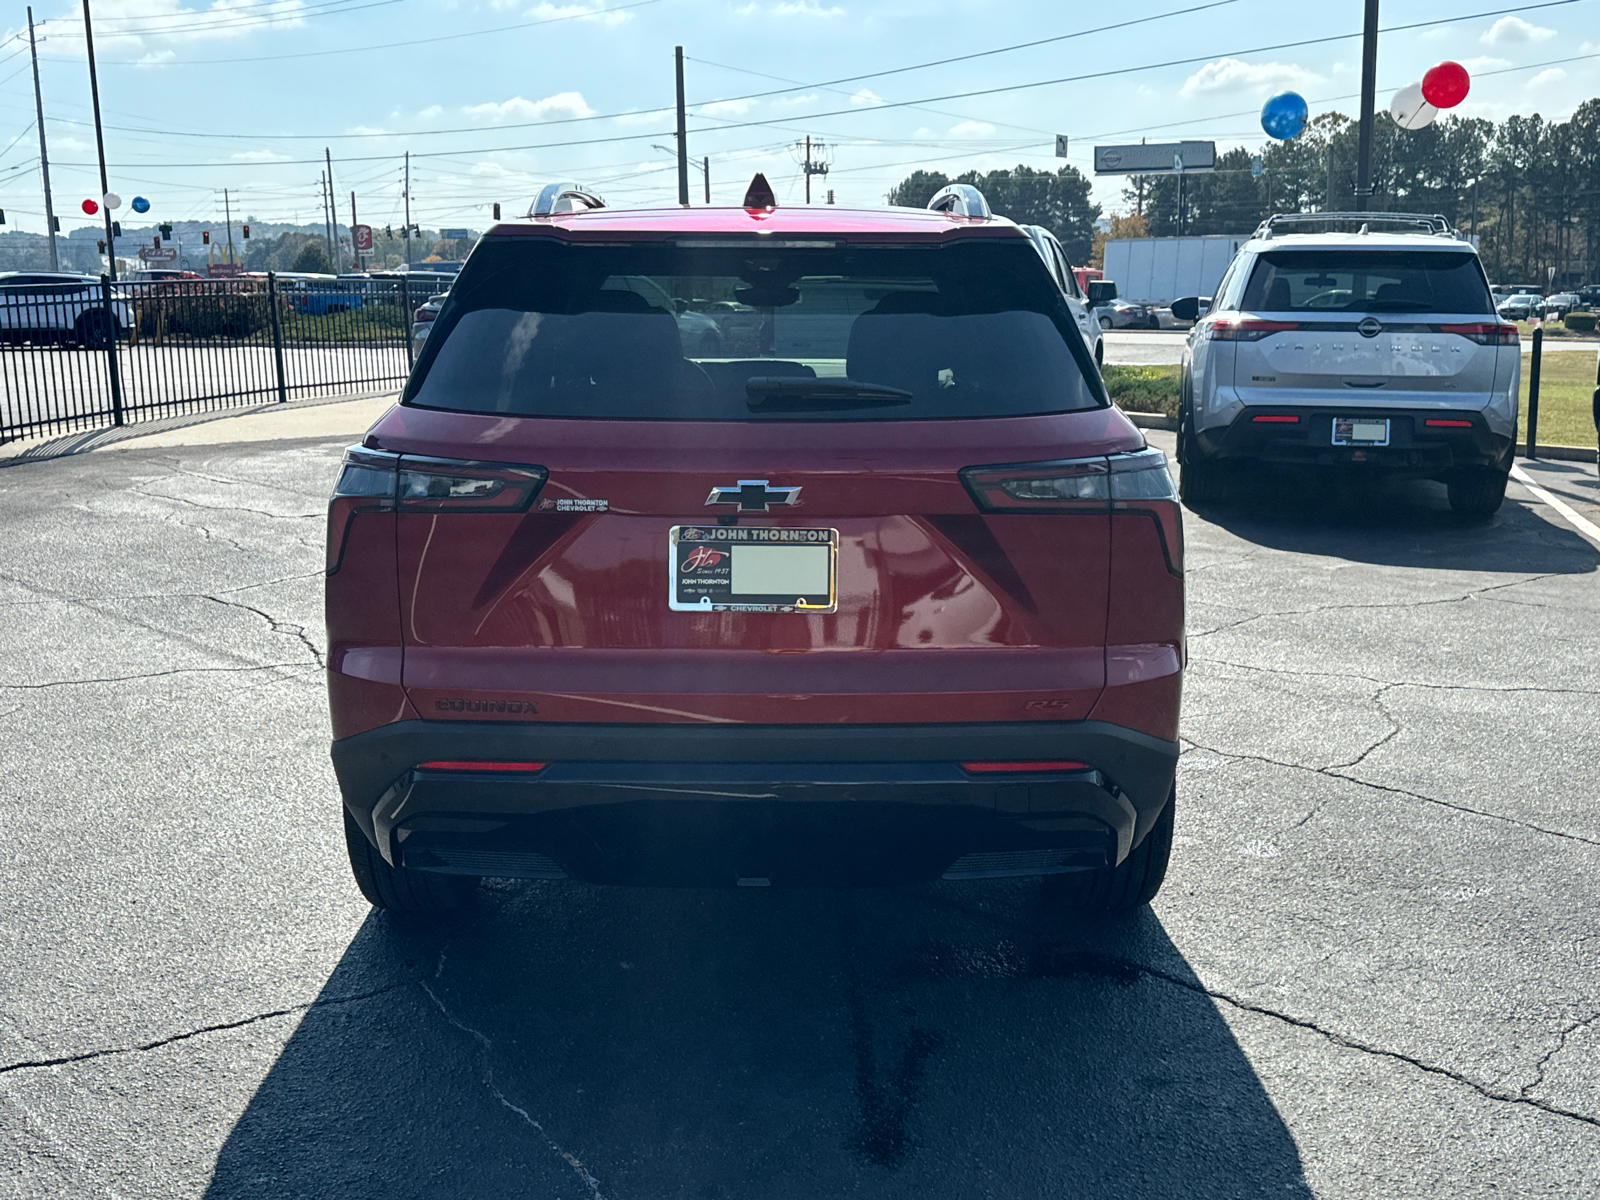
(405, 237), (1102, 421)
(1241, 250), (1492, 315)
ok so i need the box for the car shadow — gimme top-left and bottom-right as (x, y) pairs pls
(1188, 466), (1600, 572)
(203, 880), (1309, 1199)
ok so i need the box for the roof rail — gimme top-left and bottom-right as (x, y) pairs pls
(528, 182), (606, 218)
(1252, 211), (1463, 240)
(927, 183), (992, 220)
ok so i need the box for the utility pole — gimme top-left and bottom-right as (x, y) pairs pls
(27, 8), (57, 271)
(703, 156), (710, 204)
(350, 190), (359, 269)
(222, 187), (235, 265)
(799, 136), (830, 204)
(674, 46), (689, 206)
(320, 172), (333, 267)
(80, 0), (117, 280)
(324, 147), (342, 273)
(1354, 0), (1379, 211)
(403, 152), (412, 266)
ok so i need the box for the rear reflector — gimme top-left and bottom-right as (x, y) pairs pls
(959, 761), (1090, 773)
(416, 761), (547, 772)
(1251, 414), (1300, 423)
(1424, 418), (1473, 428)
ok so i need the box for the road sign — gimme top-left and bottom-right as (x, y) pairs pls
(440, 227), (471, 240)
(1054, 134), (1068, 159)
(353, 223), (373, 252)
(1093, 140), (1216, 175)
(139, 245), (178, 262)
(1251, 154), (1264, 177)
(207, 263), (242, 278)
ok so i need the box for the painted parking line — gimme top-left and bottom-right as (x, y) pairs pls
(1509, 464), (1600, 548)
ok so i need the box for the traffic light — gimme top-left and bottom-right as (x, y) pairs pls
(97, 239), (106, 254)
(153, 235), (161, 249)
(159, 222), (172, 238)
(0, 209), (5, 224)
(201, 230), (210, 244)
(242, 224), (250, 239)
(112, 221), (121, 237)
(492, 202), (500, 221)
(52, 216), (61, 232)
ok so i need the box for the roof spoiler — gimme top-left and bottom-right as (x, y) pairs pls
(927, 183), (992, 220)
(528, 182), (606, 218)
(1252, 211), (1465, 240)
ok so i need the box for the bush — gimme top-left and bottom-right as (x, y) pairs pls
(1101, 364), (1180, 418)
(1562, 311), (1596, 333)
(135, 287), (272, 340)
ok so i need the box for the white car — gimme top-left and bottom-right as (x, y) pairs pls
(1172, 212), (1519, 518)
(1016, 224), (1104, 367)
(0, 271), (134, 349)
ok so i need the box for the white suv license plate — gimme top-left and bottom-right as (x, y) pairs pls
(1332, 417), (1390, 447)
(669, 526), (838, 613)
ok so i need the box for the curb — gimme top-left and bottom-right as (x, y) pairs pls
(1516, 444), (1597, 464)
(1123, 411), (1178, 431)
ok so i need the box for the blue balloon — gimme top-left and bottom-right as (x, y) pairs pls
(1260, 91), (1308, 140)
(131, 196), (151, 213)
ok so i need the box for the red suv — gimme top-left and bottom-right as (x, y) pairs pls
(326, 181), (1184, 913)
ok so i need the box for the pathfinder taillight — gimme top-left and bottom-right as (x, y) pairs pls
(1206, 318), (1299, 341)
(1440, 322), (1518, 345)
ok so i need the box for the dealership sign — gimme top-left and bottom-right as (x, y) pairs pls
(1093, 141), (1217, 175)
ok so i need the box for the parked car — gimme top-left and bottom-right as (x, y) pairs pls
(122, 268), (204, 284)
(1017, 223), (1104, 366)
(1577, 284), (1600, 307)
(1172, 211), (1517, 517)
(1495, 293), (1542, 322)
(410, 291), (449, 358)
(1095, 296), (1158, 330)
(0, 271), (133, 348)
(1541, 292), (1582, 321)
(327, 179), (1182, 913)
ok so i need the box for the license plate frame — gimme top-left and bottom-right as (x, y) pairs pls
(1331, 416), (1390, 446)
(668, 525), (838, 613)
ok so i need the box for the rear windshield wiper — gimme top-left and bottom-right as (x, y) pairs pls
(745, 376), (913, 410)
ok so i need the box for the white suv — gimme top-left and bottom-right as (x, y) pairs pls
(1017, 224), (1104, 367)
(1172, 213), (1518, 518)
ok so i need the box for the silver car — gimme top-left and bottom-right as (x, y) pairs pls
(1172, 212), (1519, 518)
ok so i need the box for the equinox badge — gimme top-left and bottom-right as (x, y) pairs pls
(705, 479), (801, 512)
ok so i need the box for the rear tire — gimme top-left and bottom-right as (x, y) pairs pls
(1045, 785), (1175, 912)
(1098, 314), (1113, 330)
(343, 808), (477, 913)
(74, 311), (115, 351)
(1447, 466), (1508, 519)
(1178, 410), (1227, 506)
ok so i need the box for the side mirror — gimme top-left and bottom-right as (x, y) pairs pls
(1087, 280), (1118, 305)
(1170, 296), (1200, 323)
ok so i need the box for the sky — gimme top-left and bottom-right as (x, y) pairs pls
(0, 0), (1596, 240)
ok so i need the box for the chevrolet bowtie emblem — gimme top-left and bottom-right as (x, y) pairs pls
(705, 479), (801, 512)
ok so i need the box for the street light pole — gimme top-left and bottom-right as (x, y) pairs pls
(675, 46), (690, 206)
(80, 0), (118, 280)
(1354, 0), (1379, 211)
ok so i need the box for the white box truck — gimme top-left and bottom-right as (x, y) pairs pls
(1101, 235), (1248, 307)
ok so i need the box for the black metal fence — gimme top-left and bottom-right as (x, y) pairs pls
(0, 272), (449, 446)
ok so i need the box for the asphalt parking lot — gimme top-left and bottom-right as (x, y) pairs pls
(1, 422), (1597, 1198)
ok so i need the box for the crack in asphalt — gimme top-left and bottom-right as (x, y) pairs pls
(0, 663), (315, 691)
(1522, 1010), (1600, 1101)
(203, 594), (326, 668)
(1188, 573), (1560, 639)
(418, 980), (607, 1200)
(171, 464), (331, 501)
(0, 570), (322, 609)
(0, 984), (408, 1077)
(1198, 657), (1600, 698)
(1181, 733), (1600, 848)
(129, 483), (320, 522)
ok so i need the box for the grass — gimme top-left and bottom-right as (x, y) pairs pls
(1102, 364), (1180, 418)
(1513, 318), (1599, 341)
(1520, 347), (1599, 449)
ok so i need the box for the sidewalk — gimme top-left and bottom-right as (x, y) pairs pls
(0, 390), (398, 466)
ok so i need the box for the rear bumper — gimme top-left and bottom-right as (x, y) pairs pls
(331, 719), (1179, 887)
(1195, 406), (1512, 474)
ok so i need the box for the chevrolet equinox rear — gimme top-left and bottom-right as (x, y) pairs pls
(326, 181), (1184, 913)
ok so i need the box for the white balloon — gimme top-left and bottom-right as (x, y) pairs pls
(1389, 83), (1438, 130)
(103, 191), (123, 210)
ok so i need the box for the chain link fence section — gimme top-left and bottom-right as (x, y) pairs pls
(0, 272), (436, 446)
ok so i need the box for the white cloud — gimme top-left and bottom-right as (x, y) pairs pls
(616, 109), (667, 125)
(700, 98), (757, 117)
(736, 0), (844, 15)
(135, 49), (176, 66)
(1481, 16), (1555, 45)
(849, 88), (885, 106)
(1181, 57), (1318, 96)
(55, 0), (314, 54)
(347, 125), (392, 136)
(1527, 67), (1567, 88)
(770, 93), (821, 108)
(418, 105), (444, 119)
(462, 92), (595, 122)
(231, 149), (289, 161)
(528, 1), (635, 26)
(1459, 55), (1510, 72)
(949, 120), (994, 137)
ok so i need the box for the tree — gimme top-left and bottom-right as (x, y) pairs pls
(291, 239), (332, 274)
(887, 164), (1100, 262)
(885, 170), (951, 208)
(1090, 213), (1148, 269)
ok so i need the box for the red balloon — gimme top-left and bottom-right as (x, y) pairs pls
(1421, 61), (1470, 109)
(81, 198), (99, 215)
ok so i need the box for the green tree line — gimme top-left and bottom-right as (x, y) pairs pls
(889, 100), (1600, 286)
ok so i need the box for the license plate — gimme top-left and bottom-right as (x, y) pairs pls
(669, 526), (837, 613)
(1332, 417), (1390, 446)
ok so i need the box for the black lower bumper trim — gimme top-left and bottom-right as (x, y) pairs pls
(330, 720), (1179, 886)
(1196, 407), (1512, 474)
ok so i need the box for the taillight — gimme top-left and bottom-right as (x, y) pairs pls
(1439, 322), (1518, 345)
(1206, 318), (1299, 341)
(326, 448), (549, 572)
(397, 457), (547, 512)
(327, 446), (398, 573)
(960, 447), (1182, 574)
(415, 309), (438, 324)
